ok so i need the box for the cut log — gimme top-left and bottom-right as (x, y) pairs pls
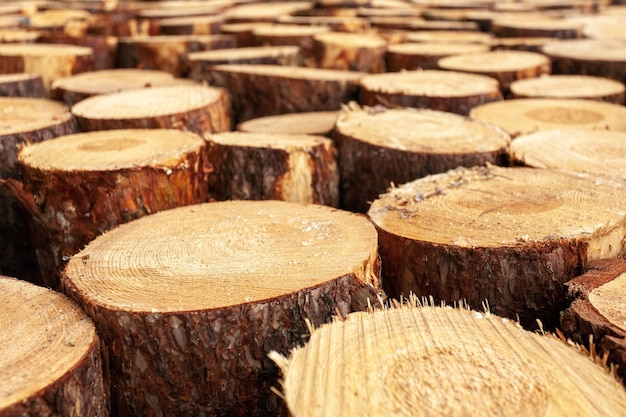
(386, 42), (490, 71)
(437, 50), (551, 92)
(469, 98), (626, 137)
(542, 39), (626, 85)
(358, 69), (503, 115)
(196, 64), (363, 123)
(367, 16), (426, 31)
(561, 258), (626, 385)
(61, 200), (382, 417)
(116, 34), (236, 77)
(509, 74), (625, 104)
(251, 24), (330, 63)
(7, 128), (209, 289)
(367, 165), (626, 329)
(188, 46), (304, 75)
(0, 28), (41, 43)
(0, 73), (45, 98)
(220, 22), (275, 47)
(236, 110), (339, 136)
(491, 16), (584, 38)
(71, 84), (231, 134)
(405, 29), (492, 44)
(223, 1), (314, 23)
(311, 31), (387, 72)
(273, 303), (626, 417)
(334, 106), (510, 213)
(490, 36), (555, 52)
(0, 97), (77, 284)
(158, 15), (224, 35)
(0, 43), (94, 93)
(0, 276), (108, 417)
(275, 15), (369, 32)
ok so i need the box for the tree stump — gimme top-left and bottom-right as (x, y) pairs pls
(116, 34), (236, 77)
(405, 29), (493, 44)
(196, 64), (363, 123)
(312, 32), (387, 72)
(358, 69), (502, 115)
(561, 258), (626, 386)
(491, 16), (584, 38)
(273, 303), (626, 417)
(367, 165), (626, 329)
(61, 199), (382, 417)
(0, 43), (94, 94)
(335, 106), (510, 213)
(205, 131), (339, 206)
(188, 46), (304, 76)
(437, 50), (551, 93)
(542, 39), (626, 85)
(386, 42), (490, 71)
(0, 73), (45, 98)
(236, 110), (339, 137)
(509, 74), (625, 104)
(6, 128), (209, 289)
(0, 276), (108, 417)
(0, 97), (77, 283)
(51, 68), (193, 107)
(469, 98), (626, 137)
(71, 84), (231, 134)
(158, 15), (224, 35)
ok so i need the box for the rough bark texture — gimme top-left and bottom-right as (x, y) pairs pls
(188, 46), (304, 77)
(561, 258), (626, 385)
(0, 73), (46, 98)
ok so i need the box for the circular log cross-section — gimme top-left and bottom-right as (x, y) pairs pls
(334, 106), (510, 213)
(561, 258), (626, 385)
(491, 16), (584, 39)
(312, 32), (387, 73)
(386, 42), (490, 71)
(188, 46), (304, 75)
(367, 165), (626, 329)
(509, 74), (625, 104)
(61, 200), (382, 417)
(0, 276), (107, 417)
(71, 84), (231, 135)
(358, 69), (503, 115)
(10, 128), (209, 289)
(437, 50), (551, 92)
(510, 128), (626, 179)
(236, 110), (339, 136)
(206, 132), (339, 206)
(0, 73), (45, 98)
(274, 304), (626, 417)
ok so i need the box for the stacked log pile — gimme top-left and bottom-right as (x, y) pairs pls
(2, 0), (626, 416)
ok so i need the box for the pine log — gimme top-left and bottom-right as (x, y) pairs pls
(509, 74), (625, 103)
(582, 19), (626, 40)
(196, 64), (363, 123)
(116, 34), (236, 77)
(491, 16), (584, 38)
(36, 31), (117, 71)
(0, 276), (108, 417)
(0, 28), (42, 43)
(251, 24), (330, 62)
(223, 1), (314, 23)
(273, 304), (626, 417)
(61, 200), (382, 417)
(205, 131), (338, 206)
(188, 46), (304, 75)
(367, 165), (626, 329)
(0, 97), (77, 283)
(312, 31), (387, 72)
(542, 39), (626, 85)
(71, 84), (231, 134)
(409, 19), (480, 31)
(236, 110), (339, 136)
(358, 69), (502, 115)
(158, 15), (224, 35)
(0, 43), (94, 94)
(0, 73), (45, 98)
(275, 15), (369, 32)
(469, 98), (626, 137)
(405, 29), (492, 44)
(437, 50), (551, 92)
(335, 106), (510, 213)
(386, 42), (490, 71)
(367, 16), (426, 31)
(561, 258), (626, 385)
(6, 128), (209, 289)
(490, 36), (555, 52)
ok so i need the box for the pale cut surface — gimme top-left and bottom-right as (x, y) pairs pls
(209, 131), (329, 148)
(542, 39), (626, 61)
(51, 69), (176, 95)
(64, 200), (379, 312)
(438, 50), (551, 72)
(18, 129), (205, 171)
(209, 64), (365, 81)
(509, 75), (625, 102)
(189, 45), (300, 61)
(0, 98), (72, 135)
(589, 272), (626, 332)
(277, 305), (626, 417)
(236, 111), (339, 135)
(0, 276), (97, 408)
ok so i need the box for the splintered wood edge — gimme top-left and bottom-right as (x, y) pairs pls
(271, 303), (626, 417)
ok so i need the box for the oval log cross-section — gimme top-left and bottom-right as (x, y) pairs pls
(509, 74), (625, 104)
(61, 200), (382, 417)
(236, 110), (339, 137)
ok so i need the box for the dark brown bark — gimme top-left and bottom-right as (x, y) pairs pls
(188, 46), (304, 77)
(0, 73), (46, 98)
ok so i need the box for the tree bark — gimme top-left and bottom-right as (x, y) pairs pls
(0, 276), (108, 417)
(0, 73), (46, 98)
(274, 303), (626, 417)
(312, 32), (387, 72)
(367, 165), (626, 329)
(188, 46), (304, 76)
(509, 74), (625, 103)
(61, 200), (383, 417)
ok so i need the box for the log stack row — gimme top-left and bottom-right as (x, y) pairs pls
(2, 0), (626, 416)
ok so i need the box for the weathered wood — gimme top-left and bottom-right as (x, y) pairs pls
(0, 73), (45, 97)
(312, 31), (387, 72)
(509, 74), (625, 103)
(61, 200), (382, 417)
(359, 69), (502, 115)
(0, 276), (108, 417)
(205, 131), (339, 206)
(386, 42), (490, 71)
(236, 110), (339, 136)
(469, 98), (626, 137)
(274, 303), (626, 417)
(71, 84), (231, 134)
(367, 165), (626, 329)
(335, 106), (510, 213)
